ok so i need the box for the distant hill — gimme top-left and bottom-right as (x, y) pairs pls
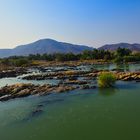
(0, 39), (93, 58)
(99, 43), (140, 52)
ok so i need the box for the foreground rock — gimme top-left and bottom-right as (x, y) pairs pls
(0, 83), (78, 101)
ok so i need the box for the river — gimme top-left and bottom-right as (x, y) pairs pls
(0, 63), (140, 140)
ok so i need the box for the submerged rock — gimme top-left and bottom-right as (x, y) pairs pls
(22, 108), (44, 123)
(80, 85), (97, 89)
(31, 109), (43, 118)
(40, 98), (65, 105)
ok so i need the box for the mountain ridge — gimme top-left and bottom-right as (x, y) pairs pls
(99, 43), (140, 52)
(0, 39), (93, 58)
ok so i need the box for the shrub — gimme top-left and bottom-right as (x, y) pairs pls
(11, 58), (29, 67)
(98, 72), (116, 88)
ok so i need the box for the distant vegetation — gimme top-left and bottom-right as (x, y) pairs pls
(0, 48), (140, 67)
(98, 72), (116, 88)
(0, 57), (29, 67)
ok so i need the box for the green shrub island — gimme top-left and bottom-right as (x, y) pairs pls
(98, 72), (116, 88)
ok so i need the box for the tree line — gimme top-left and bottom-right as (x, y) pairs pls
(0, 47), (140, 67)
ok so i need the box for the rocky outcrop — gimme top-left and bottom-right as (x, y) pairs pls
(22, 70), (89, 80)
(0, 68), (27, 78)
(0, 83), (77, 101)
(116, 72), (140, 81)
(63, 80), (88, 85)
(22, 68), (140, 82)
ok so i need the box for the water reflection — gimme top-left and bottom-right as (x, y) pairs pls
(116, 63), (130, 72)
(91, 64), (114, 71)
(90, 63), (140, 72)
(98, 88), (117, 96)
(116, 81), (137, 90)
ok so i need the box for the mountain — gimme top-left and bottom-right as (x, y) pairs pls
(0, 39), (93, 58)
(99, 43), (140, 52)
(0, 49), (12, 58)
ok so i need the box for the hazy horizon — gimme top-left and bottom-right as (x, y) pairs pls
(0, 0), (140, 49)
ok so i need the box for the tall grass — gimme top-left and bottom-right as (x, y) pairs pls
(98, 72), (116, 88)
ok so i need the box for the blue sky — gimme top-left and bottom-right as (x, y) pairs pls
(0, 0), (140, 48)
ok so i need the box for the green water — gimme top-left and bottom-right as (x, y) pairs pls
(0, 81), (140, 140)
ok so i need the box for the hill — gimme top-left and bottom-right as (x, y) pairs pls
(99, 43), (140, 52)
(0, 39), (93, 58)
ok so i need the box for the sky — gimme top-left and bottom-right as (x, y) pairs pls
(0, 0), (140, 48)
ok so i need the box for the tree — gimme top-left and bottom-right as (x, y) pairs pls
(116, 47), (131, 57)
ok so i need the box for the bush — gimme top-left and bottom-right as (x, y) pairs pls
(98, 72), (116, 88)
(11, 59), (29, 67)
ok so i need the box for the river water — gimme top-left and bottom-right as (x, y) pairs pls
(0, 64), (140, 140)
